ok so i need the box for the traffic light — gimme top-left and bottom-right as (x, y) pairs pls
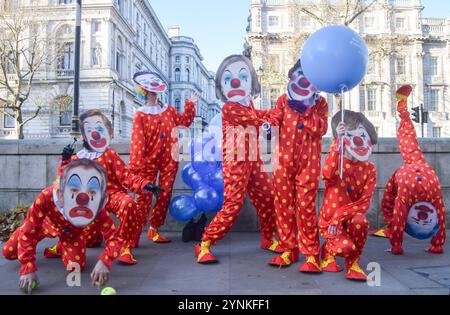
(412, 106), (421, 123)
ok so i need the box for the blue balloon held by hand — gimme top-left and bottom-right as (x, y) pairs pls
(194, 186), (220, 213)
(169, 195), (199, 222)
(301, 25), (369, 94)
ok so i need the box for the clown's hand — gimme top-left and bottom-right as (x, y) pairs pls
(62, 144), (75, 161)
(190, 93), (200, 105)
(327, 225), (339, 238)
(91, 260), (110, 289)
(144, 183), (165, 198)
(336, 122), (346, 138)
(19, 273), (39, 295)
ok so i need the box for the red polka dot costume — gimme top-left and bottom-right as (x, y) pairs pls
(54, 148), (151, 264)
(2, 187), (122, 276)
(319, 128), (377, 281)
(371, 86), (446, 254)
(258, 94), (329, 272)
(195, 101), (282, 264)
(129, 100), (196, 243)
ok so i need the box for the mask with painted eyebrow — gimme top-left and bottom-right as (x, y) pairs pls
(82, 115), (111, 153)
(221, 60), (253, 103)
(87, 177), (100, 191)
(68, 175), (82, 189)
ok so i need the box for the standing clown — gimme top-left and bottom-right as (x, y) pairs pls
(257, 59), (329, 272)
(2, 159), (122, 293)
(194, 55), (282, 264)
(371, 86), (446, 254)
(319, 110), (378, 281)
(130, 71), (197, 244)
(46, 109), (161, 265)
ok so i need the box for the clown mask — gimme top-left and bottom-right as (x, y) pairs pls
(287, 63), (318, 106)
(343, 124), (373, 162)
(58, 166), (106, 228)
(133, 71), (168, 94)
(82, 115), (111, 153)
(406, 202), (439, 240)
(221, 61), (253, 103)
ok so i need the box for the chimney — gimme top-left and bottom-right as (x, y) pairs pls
(168, 26), (180, 38)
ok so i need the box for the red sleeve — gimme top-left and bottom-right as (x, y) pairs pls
(331, 164), (377, 226)
(255, 95), (285, 127)
(299, 97), (329, 138)
(96, 211), (123, 269)
(322, 138), (341, 183)
(222, 102), (265, 127)
(172, 99), (196, 127)
(17, 191), (48, 275)
(129, 112), (145, 174)
(106, 149), (150, 194)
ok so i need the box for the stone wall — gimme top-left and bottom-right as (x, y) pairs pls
(1, 138), (450, 231)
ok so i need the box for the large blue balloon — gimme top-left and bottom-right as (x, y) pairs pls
(188, 170), (205, 190)
(213, 192), (224, 212)
(169, 195), (199, 222)
(181, 163), (196, 187)
(192, 152), (218, 177)
(301, 25), (368, 94)
(190, 134), (215, 160)
(207, 168), (224, 193)
(194, 186), (220, 212)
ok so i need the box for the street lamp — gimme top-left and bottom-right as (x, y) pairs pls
(71, 0), (82, 138)
(257, 65), (265, 109)
(111, 80), (117, 132)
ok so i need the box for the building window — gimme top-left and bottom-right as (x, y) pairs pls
(365, 16), (375, 28)
(433, 127), (441, 138)
(59, 0), (74, 4)
(92, 20), (101, 33)
(175, 55), (180, 63)
(367, 55), (375, 74)
(396, 57), (406, 75)
(396, 18), (405, 29)
(367, 88), (377, 111)
(59, 110), (72, 126)
(269, 16), (279, 27)
(301, 17), (311, 27)
(174, 68), (181, 81)
(429, 89), (439, 112)
(116, 37), (125, 77)
(430, 57), (439, 76)
(185, 56), (190, 63)
(186, 68), (190, 82)
(57, 42), (75, 70)
(3, 109), (15, 129)
(175, 98), (181, 111)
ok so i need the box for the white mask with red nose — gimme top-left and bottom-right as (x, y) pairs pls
(82, 115), (111, 153)
(58, 166), (106, 228)
(343, 124), (373, 162)
(406, 202), (439, 240)
(287, 64), (319, 106)
(221, 61), (253, 104)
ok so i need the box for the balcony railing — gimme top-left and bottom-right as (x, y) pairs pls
(56, 69), (75, 78)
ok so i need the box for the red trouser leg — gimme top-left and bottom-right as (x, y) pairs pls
(398, 111), (426, 165)
(149, 162), (178, 230)
(202, 161), (252, 245)
(247, 161), (276, 241)
(296, 167), (321, 257)
(273, 165), (297, 251)
(107, 192), (139, 248)
(60, 230), (87, 272)
(135, 165), (159, 236)
(380, 173), (398, 233)
(431, 207), (447, 250)
(344, 213), (369, 266)
(389, 198), (408, 252)
(83, 221), (103, 248)
(2, 227), (22, 260)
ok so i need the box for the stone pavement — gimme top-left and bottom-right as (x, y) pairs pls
(0, 232), (449, 295)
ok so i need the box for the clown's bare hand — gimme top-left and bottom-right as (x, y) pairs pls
(190, 93), (200, 105)
(336, 122), (346, 137)
(19, 273), (39, 295)
(91, 260), (110, 289)
(328, 225), (339, 237)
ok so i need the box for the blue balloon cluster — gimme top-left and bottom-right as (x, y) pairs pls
(169, 130), (224, 222)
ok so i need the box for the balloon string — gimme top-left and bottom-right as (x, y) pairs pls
(339, 86), (346, 180)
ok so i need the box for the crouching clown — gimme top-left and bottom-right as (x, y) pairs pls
(256, 59), (329, 272)
(319, 110), (378, 281)
(2, 159), (122, 293)
(195, 55), (282, 264)
(371, 85), (446, 254)
(46, 109), (162, 265)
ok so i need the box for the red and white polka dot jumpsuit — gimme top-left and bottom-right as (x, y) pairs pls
(379, 110), (446, 254)
(201, 101), (277, 247)
(258, 94), (328, 266)
(319, 139), (377, 269)
(129, 100), (196, 237)
(2, 187), (123, 275)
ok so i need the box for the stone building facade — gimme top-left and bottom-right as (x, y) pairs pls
(0, 0), (220, 140)
(246, 0), (450, 137)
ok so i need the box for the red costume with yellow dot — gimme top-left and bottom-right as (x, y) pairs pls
(319, 139), (377, 280)
(371, 86), (446, 254)
(129, 100), (196, 243)
(258, 94), (328, 272)
(2, 187), (122, 275)
(195, 101), (282, 264)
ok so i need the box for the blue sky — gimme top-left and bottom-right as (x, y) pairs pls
(150, 0), (449, 71)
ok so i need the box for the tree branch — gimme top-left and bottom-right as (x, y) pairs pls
(20, 105), (41, 127)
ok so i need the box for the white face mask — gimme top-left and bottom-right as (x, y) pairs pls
(343, 124), (373, 162)
(59, 166), (105, 228)
(221, 61), (253, 103)
(287, 65), (318, 104)
(83, 115), (111, 153)
(406, 202), (439, 240)
(134, 72), (168, 93)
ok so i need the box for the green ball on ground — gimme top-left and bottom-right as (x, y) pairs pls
(101, 287), (117, 295)
(21, 281), (37, 293)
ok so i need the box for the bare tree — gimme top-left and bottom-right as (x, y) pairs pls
(0, 12), (59, 139)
